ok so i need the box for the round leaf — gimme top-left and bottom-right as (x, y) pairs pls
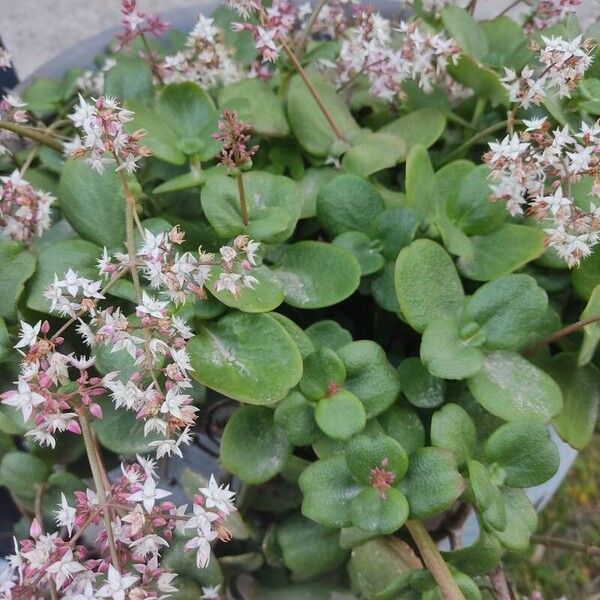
(398, 357), (445, 409)
(572, 250), (600, 300)
(342, 132), (406, 177)
(468, 351), (563, 422)
(337, 340), (401, 417)
(345, 434), (408, 484)
(332, 231), (385, 276)
(350, 487), (409, 534)
(441, 6), (488, 59)
(58, 160), (126, 248)
(457, 224), (546, 282)
(269, 312), (315, 358)
(221, 406), (291, 483)
(443, 531), (502, 578)
(494, 487), (537, 551)
(188, 313), (302, 405)
(465, 274), (548, 349)
(467, 460), (506, 531)
(395, 239), (465, 333)
(369, 207), (421, 261)
(317, 174), (384, 237)
(379, 404), (426, 455)
(399, 447), (465, 519)
(271, 241), (361, 309)
(484, 420), (560, 487)
(431, 404), (476, 466)
(104, 55), (153, 103)
(0, 451), (50, 500)
(201, 171), (301, 243)
(298, 455), (362, 528)
(420, 317), (485, 380)
(274, 391), (319, 446)
(315, 390), (366, 440)
(305, 320), (352, 351)
(0, 241), (36, 320)
(299, 348), (347, 401)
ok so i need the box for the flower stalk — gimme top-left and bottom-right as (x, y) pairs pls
(0, 120), (63, 152)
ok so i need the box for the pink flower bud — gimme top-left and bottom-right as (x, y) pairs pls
(38, 372), (52, 388)
(89, 403), (103, 419)
(30, 518), (42, 538)
(41, 320), (51, 334)
(241, 259), (252, 271)
(67, 420), (82, 435)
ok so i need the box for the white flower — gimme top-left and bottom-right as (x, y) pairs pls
(14, 321), (41, 350)
(69, 355), (95, 370)
(126, 476), (172, 513)
(201, 585), (222, 599)
(214, 272), (241, 295)
(137, 291), (169, 318)
(46, 549), (85, 589)
(96, 565), (138, 600)
(157, 571), (179, 593)
(160, 389), (189, 419)
(184, 519), (218, 569)
(523, 117), (546, 131)
(129, 533), (169, 559)
(200, 475), (237, 516)
(245, 239), (260, 265)
(55, 493), (76, 537)
(219, 245), (237, 264)
(185, 503), (219, 532)
(2, 379), (45, 421)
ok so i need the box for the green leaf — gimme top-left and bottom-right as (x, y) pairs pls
(104, 55), (153, 103)
(457, 224), (546, 281)
(153, 171), (204, 194)
(573, 250), (600, 300)
(464, 274), (548, 350)
(380, 108), (446, 159)
(379, 404), (426, 455)
(332, 231), (385, 276)
(305, 320), (352, 351)
(371, 262), (401, 313)
(395, 239), (465, 333)
(287, 72), (359, 157)
(27, 239), (100, 314)
(443, 531), (502, 577)
(299, 348), (346, 401)
(276, 514), (348, 578)
(548, 353), (600, 450)
(494, 487), (537, 551)
(342, 132), (406, 177)
(420, 317), (485, 380)
(299, 455), (362, 527)
(345, 434), (408, 484)
(468, 460), (506, 531)
(317, 175), (384, 237)
(480, 17), (531, 69)
(397, 357), (445, 409)
(484, 419), (559, 487)
(201, 171), (301, 243)
(0, 451), (50, 500)
(0, 241), (36, 320)
(269, 312), (315, 358)
(221, 406), (291, 483)
(22, 78), (64, 118)
(337, 340), (401, 418)
(274, 391), (319, 446)
(350, 487), (409, 534)
(297, 167), (337, 219)
(400, 447), (465, 519)
(448, 55), (509, 106)
(579, 285), (600, 365)
(468, 351), (563, 422)
(431, 404), (476, 466)
(445, 165), (505, 235)
(94, 397), (161, 455)
(218, 78), (289, 137)
(441, 6), (488, 59)
(315, 390), (366, 440)
(208, 265), (284, 313)
(369, 207), (421, 261)
(271, 241), (361, 309)
(436, 159), (476, 206)
(58, 160), (126, 248)
(188, 313), (302, 405)
(405, 145), (437, 217)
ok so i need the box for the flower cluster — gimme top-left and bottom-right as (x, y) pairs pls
(159, 15), (241, 88)
(115, 0), (169, 51)
(0, 170), (55, 243)
(501, 35), (595, 108)
(334, 7), (462, 102)
(527, 0), (582, 31)
(65, 95), (151, 174)
(213, 109), (258, 171)
(485, 118), (600, 266)
(1, 458), (235, 599)
(74, 58), (117, 96)
(0, 95), (30, 158)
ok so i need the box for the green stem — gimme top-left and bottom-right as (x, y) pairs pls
(0, 120), (63, 152)
(439, 119), (514, 166)
(236, 172), (250, 226)
(523, 315), (600, 356)
(77, 408), (122, 570)
(295, 0), (328, 58)
(406, 521), (465, 600)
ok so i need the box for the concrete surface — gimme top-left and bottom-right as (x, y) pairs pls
(1, 0), (599, 80)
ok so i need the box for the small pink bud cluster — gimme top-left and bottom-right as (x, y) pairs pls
(0, 170), (55, 242)
(116, 0), (169, 51)
(527, 0), (582, 31)
(369, 458), (396, 499)
(1, 458), (235, 599)
(501, 35), (595, 108)
(65, 95), (151, 174)
(485, 118), (600, 267)
(0, 94), (28, 124)
(214, 109), (259, 171)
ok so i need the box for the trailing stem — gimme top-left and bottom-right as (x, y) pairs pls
(406, 521), (465, 600)
(237, 172), (250, 226)
(0, 120), (63, 152)
(77, 408), (122, 571)
(523, 314), (600, 356)
(295, 0), (328, 57)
